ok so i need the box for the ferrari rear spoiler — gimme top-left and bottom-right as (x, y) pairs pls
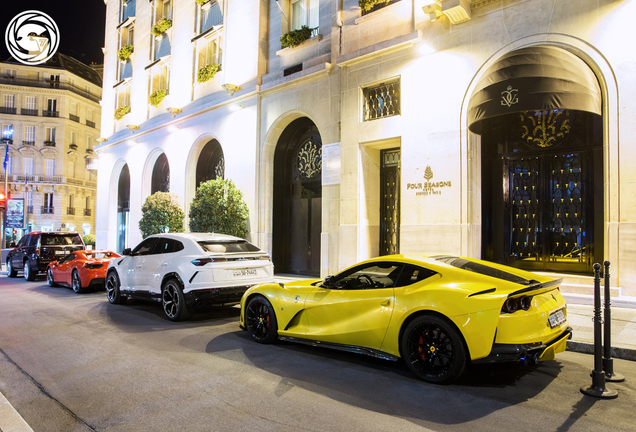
(508, 278), (563, 297)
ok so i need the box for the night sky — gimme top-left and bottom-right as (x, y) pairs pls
(0, 0), (107, 65)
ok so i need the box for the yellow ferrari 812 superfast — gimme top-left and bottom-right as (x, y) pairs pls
(239, 254), (572, 384)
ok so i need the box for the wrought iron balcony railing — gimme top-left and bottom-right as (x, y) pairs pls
(69, 114), (80, 123)
(21, 108), (38, 116)
(0, 107), (16, 114)
(86, 120), (95, 128)
(22, 141), (35, 146)
(43, 141), (56, 147)
(42, 110), (59, 118)
(84, 208), (92, 216)
(67, 207), (75, 215)
(41, 206), (54, 214)
(0, 77), (102, 103)
(69, 144), (78, 150)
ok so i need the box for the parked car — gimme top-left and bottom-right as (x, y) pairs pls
(47, 250), (122, 293)
(105, 233), (275, 321)
(240, 254), (572, 384)
(7, 231), (85, 281)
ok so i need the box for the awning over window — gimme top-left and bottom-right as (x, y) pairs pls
(467, 46), (602, 134)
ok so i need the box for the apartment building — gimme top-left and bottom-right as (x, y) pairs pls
(0, 53), (101, 242)
(96, 0), (636, 297)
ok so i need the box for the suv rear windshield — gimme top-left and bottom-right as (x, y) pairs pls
(198, 241), (261, 253)
(41, 234), (83, 246)
(433, 256), (533, 285)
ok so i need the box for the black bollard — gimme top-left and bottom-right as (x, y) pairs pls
(603, 261), (625, 382)
(580, 263), (617, 399)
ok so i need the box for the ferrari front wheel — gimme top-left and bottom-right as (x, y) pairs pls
(47, 268), (58, 287)
(245, 295), (278, 344)
(401, 314), (466, 384)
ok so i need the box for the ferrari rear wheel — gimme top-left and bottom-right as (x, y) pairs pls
(72, 270), (83, 293)
(161, 279), (193, 322)
(106, 271), (127, 305)
(401, 315), (466, 384)
(47, 268), (58, 287)
(245, 295), (278, 344)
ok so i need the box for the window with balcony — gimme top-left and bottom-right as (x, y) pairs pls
(196, 34), (223, 84)
(363, 79), (401, 121)
(85, 196), (92, 216)
(70, 131), (77, 150)
(199, 0), (223, 34)
(3, 69), (16, 78)
(69, 102), (79, 122)
(43, 193), (54, 214)
(45, 127), (56, 146)
(86, 109), (95, 128)
(23, 96), (37, 116)
(44, 99), (58, 117)
(151, 0), (173, 60)
(24, 126), (35, 146)
(48, 75), (60, 88)
(86, 137), (94, 154)
(25, 192), (33, 214)
(149, 63), (170, 106)
(119, 23), (135, 80)
(2, 95), (16, 114)
(360, 0), (400, 16)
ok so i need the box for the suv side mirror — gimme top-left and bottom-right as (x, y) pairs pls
(122, 248), (132, 256)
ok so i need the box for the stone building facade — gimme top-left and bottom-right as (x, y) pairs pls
(97, 0), (636, 297)
(0, 54), (101, 242)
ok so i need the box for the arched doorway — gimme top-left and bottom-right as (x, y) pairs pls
(272, 118), (322, 276)
(195, 139), (224, 188)
(469, 46), (604, 274)
(117, 164), (130, 253)
(151, 153), (170, 193)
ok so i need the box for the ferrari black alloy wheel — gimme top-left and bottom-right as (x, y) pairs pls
(7, 260), (17, 278)
(161, 279), (193, 322)
(106, 271), (127, 305)
(72, 270), (83, 293)
(245, 295), (278, 344)
(401, 315), (467, 384)
(47, 268), (58, 287)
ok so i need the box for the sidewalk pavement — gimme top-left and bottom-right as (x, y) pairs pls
(0, 391), (33, 432)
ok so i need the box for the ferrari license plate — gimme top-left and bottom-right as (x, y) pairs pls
(233, 269), (257, 277)
(549, 309), (566, 328)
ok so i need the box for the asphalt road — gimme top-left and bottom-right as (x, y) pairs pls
(1, 275), (635, 432)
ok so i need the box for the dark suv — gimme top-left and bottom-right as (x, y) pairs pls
(7, 231), (85, 280)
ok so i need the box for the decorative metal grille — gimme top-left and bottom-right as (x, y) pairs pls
(363, 80), (401, 121)
(380, 149), (400, 256)
(509, 157), (541, 260)
(519, 110), (571, 149)
(295, 140), (322, 180)
(214, 156), (225, 179)
(548, 153), (584, 262)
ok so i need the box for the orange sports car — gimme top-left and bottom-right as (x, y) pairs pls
(47, 250), (121, 293)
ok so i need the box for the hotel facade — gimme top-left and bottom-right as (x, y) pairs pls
(97, 0), (636, 296)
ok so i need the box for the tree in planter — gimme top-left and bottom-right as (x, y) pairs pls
(197, 63), (220, 83)
(151, 18), (172, 37)
(280, 25), (313, 49)
(114, 106), (130, 120)
(139, 192), (185, 239)
(118, 45), (134, 61)
(189, 179), (249, 238)
(82, 234), (95, 247)
(149, 89), (167, 107)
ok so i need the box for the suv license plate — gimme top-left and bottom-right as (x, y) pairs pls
(233, 269), (257, 277)
(549, 309), (566, 328)
(55, 250), (69, 255)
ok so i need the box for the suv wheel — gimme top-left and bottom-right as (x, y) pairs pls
(161, 279), (193, 322)
(24, 261), (35, 281)
(7, 259), (17, 278)
(106, 271), (127, 305)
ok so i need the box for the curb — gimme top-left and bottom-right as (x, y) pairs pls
(567, 340), (636, 362)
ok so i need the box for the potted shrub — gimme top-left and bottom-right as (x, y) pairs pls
(82, 234), (95, 247)
(114, 106), (130, 120)
(280, 25), (313, 49)
(195, 0), (210, 5)
(359, 0), (391, 12)
(149, 89), (167, 107)
(151, 18), (172, 37)
(197, 63), (220, 83)
(118, 45), (134, 61)
(189, 178), (249, 238)
(139, 192), (185, 238)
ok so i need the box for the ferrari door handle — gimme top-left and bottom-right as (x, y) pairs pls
(381, 300), (391, 307)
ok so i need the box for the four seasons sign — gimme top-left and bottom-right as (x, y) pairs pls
(406, 165), (452, 197)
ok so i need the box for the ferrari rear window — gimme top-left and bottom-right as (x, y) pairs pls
(198, 241), (261, 253)
(41, 234), (83, 246)
(433, 256), (533, 285)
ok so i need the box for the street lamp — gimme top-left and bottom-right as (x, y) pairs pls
(2, 126), (13, 251)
